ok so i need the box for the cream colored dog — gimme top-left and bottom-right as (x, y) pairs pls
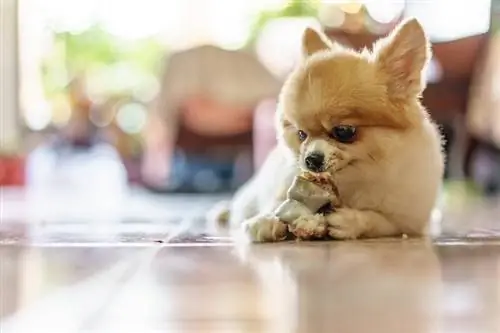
(212, 18), (444, 243)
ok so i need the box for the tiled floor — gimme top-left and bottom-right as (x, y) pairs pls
(0, 188), (499, 333)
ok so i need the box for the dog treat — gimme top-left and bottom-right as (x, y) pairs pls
(299, 172), (341, 207)
(274, 199), (313, 224)
(274, 172), (340, 224)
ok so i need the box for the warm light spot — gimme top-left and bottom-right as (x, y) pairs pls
(339, 1), (363, 14)
(50, 96), (72, 126)
(318, 4), (346, 28)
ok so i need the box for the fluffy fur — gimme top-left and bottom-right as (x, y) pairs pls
(211, 18), (444, 242)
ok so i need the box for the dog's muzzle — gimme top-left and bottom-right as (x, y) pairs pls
(305, 151), (325, 172)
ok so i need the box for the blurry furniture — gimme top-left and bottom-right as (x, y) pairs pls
(0, 155), (25, 186)
(465, 30), (500, 193)
(143, 45), (281, 192)
(467, 32), (500, 150)
(466, 5), (500, 147)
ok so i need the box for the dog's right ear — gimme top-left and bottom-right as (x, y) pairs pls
(302, 28), (334, 57)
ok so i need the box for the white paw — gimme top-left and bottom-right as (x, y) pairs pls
(289, 215), (327, 240)
(326, 209), (363, 240)
(242, 215), (288, 243)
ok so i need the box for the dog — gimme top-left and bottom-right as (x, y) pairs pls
(210, 18), (445, 243)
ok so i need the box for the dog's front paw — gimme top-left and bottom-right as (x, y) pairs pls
(325, 209), (365, 240)
(206, 200), (231, 228)
(242, 215), (288, 243)
(289, 214), (327, 240)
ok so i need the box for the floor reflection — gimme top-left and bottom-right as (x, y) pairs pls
(238, 241), (443, 333)
(0, 246), (146, 332)
(1, 239), (499, 333)
(0, 191), (499, 332)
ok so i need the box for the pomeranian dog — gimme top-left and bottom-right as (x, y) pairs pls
(211, 18), (444, 242)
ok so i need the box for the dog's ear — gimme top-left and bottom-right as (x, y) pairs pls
(374, 18), (430, 99)
(302, 28), (334, 57)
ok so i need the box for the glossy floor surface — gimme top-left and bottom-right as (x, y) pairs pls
(1, 188), (500, 333)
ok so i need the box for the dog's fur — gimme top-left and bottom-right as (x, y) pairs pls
(212, 18), (444, 242)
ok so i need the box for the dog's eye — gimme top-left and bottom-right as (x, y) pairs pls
(330, 125), (357, 143)
(297, 130), (308, 142)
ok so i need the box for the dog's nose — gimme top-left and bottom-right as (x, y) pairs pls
(305, 152), (325, 172)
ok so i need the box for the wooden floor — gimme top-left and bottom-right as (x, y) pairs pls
(1, 189), (499, 333)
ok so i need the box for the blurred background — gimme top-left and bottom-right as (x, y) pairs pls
(0, 0), (499, 223)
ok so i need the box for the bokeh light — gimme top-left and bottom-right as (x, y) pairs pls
(193, 170), (222, 192)
(115, 102), (147, 134)
(89, 104), (116, 128)
(24, 102), (52, 131)
(318, 4), (346, 29)
(256, 17), (321, 78)
(365, 0), (404, 24)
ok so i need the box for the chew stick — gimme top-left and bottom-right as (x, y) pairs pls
(274, 172), (340, 224)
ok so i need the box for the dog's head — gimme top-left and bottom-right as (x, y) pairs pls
(277, 18), (431, 177)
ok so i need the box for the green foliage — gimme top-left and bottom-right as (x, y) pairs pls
(60, 25), (121, 71)
(41, 24), (165, 98)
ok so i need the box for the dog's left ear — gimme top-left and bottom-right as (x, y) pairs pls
(374, 18), (430, 99)
(302, 28), (334, 57)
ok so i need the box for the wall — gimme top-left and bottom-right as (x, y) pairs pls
(0, 0), (20, 150)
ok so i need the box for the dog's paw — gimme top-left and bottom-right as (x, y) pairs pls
(206, 200), (231, 228)
(289, 214), (327, 240)
(242, 215), (288, 243)
(325, 209), (364, 240)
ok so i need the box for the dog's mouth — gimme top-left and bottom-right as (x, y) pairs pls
(306, 171), (330, 179)
(320, 159), (357, 175)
